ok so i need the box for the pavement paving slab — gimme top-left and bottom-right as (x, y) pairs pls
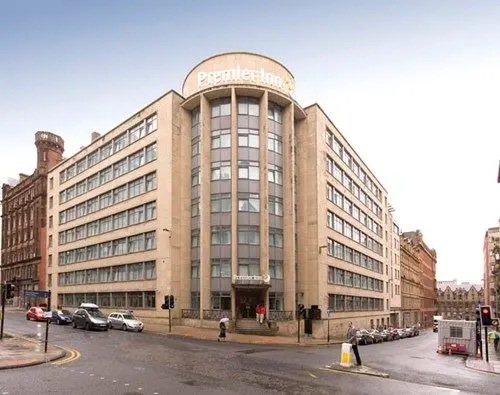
(0, 332), (66, 370)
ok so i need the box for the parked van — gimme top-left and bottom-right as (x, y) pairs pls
(433, 315), (443, 332)
(72, 303), (108, 331)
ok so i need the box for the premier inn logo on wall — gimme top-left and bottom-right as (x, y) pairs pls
(197, 66), (295, 96)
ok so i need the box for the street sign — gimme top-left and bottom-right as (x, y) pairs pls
(24, 290), (50, 298)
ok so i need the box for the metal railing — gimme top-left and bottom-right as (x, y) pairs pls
(268, 310), (294, 321)
(202, 309), (231, 320)
(181, 309), (200, 319)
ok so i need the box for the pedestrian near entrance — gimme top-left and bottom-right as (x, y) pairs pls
(347, 322), (362, 366)
(218, 317), (229, 342)
(256, 304), (263, 324)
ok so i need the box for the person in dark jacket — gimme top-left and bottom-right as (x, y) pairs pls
(346, 321), (362, 366)
(218, 319), (227, 342)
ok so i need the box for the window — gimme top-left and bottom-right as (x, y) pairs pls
(269, 260), (283, 279)
(146, 173), (157, 191)
(238, 161), (260, 180)
(48, 254), (52, 267)
(192, 169), (200, 186)
(211, 194), (231, 213)
(211, 161), (231, 180)
(191, 261), (200, 278)
(87, 221), (99, 237)
(191, 231), (200, 248)
(268, 133), (282, 154)
(237, 227), (259, 244)
(49, 177), (54, 190)
(145, 143), (157, 162)
(113, 212), (127, 229)
(238, 193), (260, 212)
(113, 185), (128, 203)
(112, 266), (127, 282)
(99, 191), (112, 209)
(129, 121), (145, 143)
(128, 263), (144, 281)
(99, 267), (111, 283)
(49, 197), (53, 209)
(211, 227), (231, 245)
(238, 97), (259, 115)
(238, 128), (259, 148)
(238, 260), (260, 276)
(113, 132), (128, 152)
(268, 164), (282, 185)
(113, 158), (128, 178)
(211, 259), (231, 278)
(87, 174), (99, 191)
(211, 99), (231, 117)
(48, 235), (53, 247)
(87, 245), (98, 260)
(211, 129), (231, 148)
(269, 229), (283, 248)
(145, 232), (156, 249)
(268, 102), (282, 123)
(75, 225), (86, 240)
(100, 166), (112, 184)
(49, 215), (53, 228)
(192, 137), (201, 156)
(88, 150), (99, 167)
(87, 197), (99, 214)
(129, 150), (145, 171)
(128, 177), (145, 198)
(128, 234), (145, 253)
(269, 196), (283, 216)
(129, 205), (145, 225)
(191, 198), (200, 217)
(99, 241), (112, 258)
(145, 201), (156, 220)
(100, 143), (112, 160)
(86, 269), (98, 284)
(145, 114), (157, 133)
(334, 216), (343, 233)
(211, 292), (231, 310)
(145, 261), (156, 279)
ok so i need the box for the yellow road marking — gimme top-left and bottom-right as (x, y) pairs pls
(306, 370), (317, 379)
(52, 347), (81, 365)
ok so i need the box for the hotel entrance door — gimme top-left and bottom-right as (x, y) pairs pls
(236, 289), (265, 319)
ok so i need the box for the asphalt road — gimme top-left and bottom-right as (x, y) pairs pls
(1, 311), (498, 395)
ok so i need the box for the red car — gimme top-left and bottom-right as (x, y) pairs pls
(26, 307), (48, 321)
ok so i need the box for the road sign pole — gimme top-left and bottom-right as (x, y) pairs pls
(484, 326), (489, 363)
(44, 290), (51, 353)
(0, 285), (5, 340)
(168, 306), (172, 333)
(297, 315), (300, 344)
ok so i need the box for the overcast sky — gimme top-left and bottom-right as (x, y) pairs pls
(1, 1), (499, 284)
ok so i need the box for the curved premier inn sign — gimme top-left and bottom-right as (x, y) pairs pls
(197, 66), (295, 95)
(182, 52), (296, 98)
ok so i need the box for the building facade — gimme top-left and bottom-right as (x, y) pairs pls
(402, 230), (437, 328)
(400, 235), (422, 327)
(47, 52), (396, 336)
(1, 132), (64, 307)
(388, 215), (401, 326)
(483, 227), (499, 317)
(437, 280), (483, 320)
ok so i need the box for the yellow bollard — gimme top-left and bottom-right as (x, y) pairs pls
(340, 343), (353, 367)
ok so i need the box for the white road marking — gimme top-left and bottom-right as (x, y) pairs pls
(137, 388), (142, 391)
(100, 377), (105, 380)
(80, 372), (85, 374)
(89, 374), (94, 377)
(112, 380), (117, 383)
(124, 383), (130, 386)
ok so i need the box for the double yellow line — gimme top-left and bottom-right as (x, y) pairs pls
(52, 347), (81, 365)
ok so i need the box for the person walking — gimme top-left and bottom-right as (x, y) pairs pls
(218, 317), (229, 342)
(260, 303), (266, 325)
(347, 321), (362, 366)
(256, 304), (263, 324)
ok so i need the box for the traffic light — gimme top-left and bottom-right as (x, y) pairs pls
(161, 295), (169, 310)
(5, 283), (15, 299)
(168, 295), (175, 309)
(480, 305), (493, 326)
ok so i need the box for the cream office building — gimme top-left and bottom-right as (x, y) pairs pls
(47, 52), (395, 336)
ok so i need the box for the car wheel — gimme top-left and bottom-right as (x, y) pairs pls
(85, 322), (91, 331)
(122, 324), (127, 331)
(73, 321), (77, 328)
(26, 315), (30, 321)
(108, 323), (112, 329)
(57, 318), (61, 325)
(138, 328), (143, 332)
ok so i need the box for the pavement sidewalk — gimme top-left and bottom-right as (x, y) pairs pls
(147, 323), (345, 347)
(466, 340), (500, 375)
(0, 333), (66, 370)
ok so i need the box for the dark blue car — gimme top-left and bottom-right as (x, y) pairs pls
(49, 309), (73, 325)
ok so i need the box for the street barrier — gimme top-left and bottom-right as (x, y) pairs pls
(340, 343), (353, 367)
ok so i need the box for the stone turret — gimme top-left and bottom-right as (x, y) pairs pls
(34, 131), (64, 173)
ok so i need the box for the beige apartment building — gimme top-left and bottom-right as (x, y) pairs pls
(47, 52), (396, 336)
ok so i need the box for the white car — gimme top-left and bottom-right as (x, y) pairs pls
(107, 311), (144, 332)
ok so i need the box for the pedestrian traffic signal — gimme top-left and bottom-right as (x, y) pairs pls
(297, 304), (305, 319)
(161, 295), (170, 310)
(480, 305), (493, 326)
(168, 295), (175, 309)
(5, 283), (15, 299)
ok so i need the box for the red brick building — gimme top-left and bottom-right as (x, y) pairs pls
(1, 132), (64, 307)
(402, 230), (437, 328)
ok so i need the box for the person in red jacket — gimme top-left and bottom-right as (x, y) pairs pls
(255, 304), (262, 324)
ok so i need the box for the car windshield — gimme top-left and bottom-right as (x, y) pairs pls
(88, 310), (105, 318)
(62, 310), (72, 315)
(122, 314), (135, 320)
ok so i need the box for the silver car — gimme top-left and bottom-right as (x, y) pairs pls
(108, 311), (144, 332)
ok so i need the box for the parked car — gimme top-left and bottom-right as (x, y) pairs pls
(49, 309), (73, 325)
(368, 329), (384, 343)
(72, 308), (108, 331)
(396, 328), (407, 338)
(356, 329), (374, 345)
(380, 329), (393, 341)
(108, 311), (144, 332)
(26, 307), (48, 321)
(410, 325), (420, 336)
(403, 327), (414, 337)
(390, 328), (400, 340)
